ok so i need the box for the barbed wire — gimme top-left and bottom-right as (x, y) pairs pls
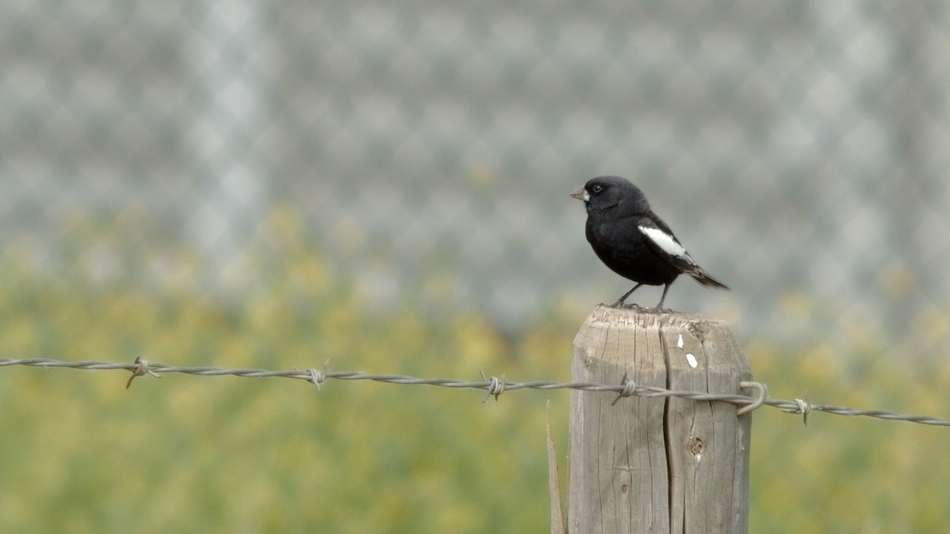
(0, 356), (948, 428)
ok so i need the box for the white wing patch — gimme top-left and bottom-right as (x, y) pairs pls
(639, 224), (688, 259)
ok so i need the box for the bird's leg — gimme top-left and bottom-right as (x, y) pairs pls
(612, 283), (643, 308)
(652, 283), (672, 312)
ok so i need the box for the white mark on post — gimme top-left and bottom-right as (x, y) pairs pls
(677, 334), (683, 349)
(686, 353), (698, 368)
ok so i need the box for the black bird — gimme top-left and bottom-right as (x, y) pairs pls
(571, 176), (728, 310)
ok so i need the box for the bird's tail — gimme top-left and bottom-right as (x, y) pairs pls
(687, 268), (730, 291)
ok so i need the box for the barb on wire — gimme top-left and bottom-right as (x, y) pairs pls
(479, 370), (506, 403)
(301, 360), (330, 390)
(790, 397), (812, 426)
(0, 356), (948, 428)
(610, 372), (637, 406)
(126, 356), (161, 389)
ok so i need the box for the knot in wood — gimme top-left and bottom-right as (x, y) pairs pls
(687, 321), (710, 341)
(687, 436), (705, 458)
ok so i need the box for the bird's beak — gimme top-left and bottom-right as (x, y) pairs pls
(570, 186), (589, 202)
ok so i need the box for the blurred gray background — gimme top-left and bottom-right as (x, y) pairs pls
(1, 0), (948, 349)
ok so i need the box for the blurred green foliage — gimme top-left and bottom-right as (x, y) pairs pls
(1, 213), (949, 533)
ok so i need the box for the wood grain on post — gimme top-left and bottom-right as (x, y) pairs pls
(568, 305), (752, 534)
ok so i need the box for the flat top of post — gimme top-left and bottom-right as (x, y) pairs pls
(585, 304), (727, 330)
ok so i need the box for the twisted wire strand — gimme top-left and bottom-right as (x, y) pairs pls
(1, 357), (947, 427)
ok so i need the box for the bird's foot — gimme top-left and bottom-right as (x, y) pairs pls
(608, 300), (642, 310)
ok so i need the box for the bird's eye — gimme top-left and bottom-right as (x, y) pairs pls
(591, 184), (603, 193)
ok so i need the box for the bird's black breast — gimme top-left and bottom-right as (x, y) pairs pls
(585, 214), (680, 286)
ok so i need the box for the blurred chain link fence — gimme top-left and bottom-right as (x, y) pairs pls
(1, 0), (948, 347)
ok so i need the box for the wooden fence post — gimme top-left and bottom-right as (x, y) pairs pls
(568, 305), (752, 534)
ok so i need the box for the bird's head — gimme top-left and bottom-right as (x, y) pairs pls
(571, 176), (649, 214)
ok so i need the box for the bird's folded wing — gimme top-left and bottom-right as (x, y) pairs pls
(637, 217), (697, 271)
